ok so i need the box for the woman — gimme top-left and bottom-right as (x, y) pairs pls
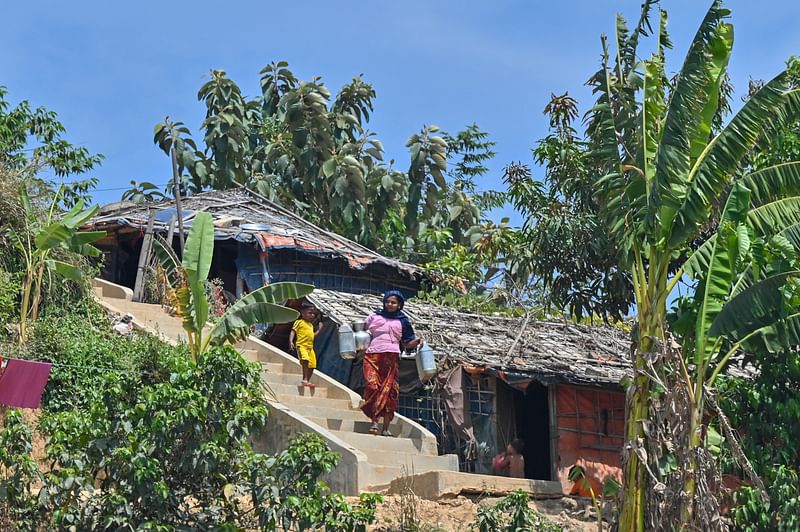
(361, 290), (421, 436)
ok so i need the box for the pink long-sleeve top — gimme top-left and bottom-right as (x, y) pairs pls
(365, 312), (403, 354)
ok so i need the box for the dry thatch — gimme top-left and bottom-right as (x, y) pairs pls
(309, 289), (632, 388)
(85, 187), (419, 276)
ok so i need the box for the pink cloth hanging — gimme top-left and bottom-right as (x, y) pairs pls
(0, 359), (52, 409)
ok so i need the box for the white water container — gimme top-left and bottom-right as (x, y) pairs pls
(338, 323), (356, 360)
(352, 321), (371, 353)
(415, 342), (437, 381)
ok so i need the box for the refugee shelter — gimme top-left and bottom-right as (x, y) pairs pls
(85, 187), (422, 299)
(308, 289), (631, 494)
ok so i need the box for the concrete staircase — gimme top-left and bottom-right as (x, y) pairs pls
(93, 279), (458, 494)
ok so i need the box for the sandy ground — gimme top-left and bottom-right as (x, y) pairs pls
(358, 493), (612, 531)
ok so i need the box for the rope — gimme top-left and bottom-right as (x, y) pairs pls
(2, 355), (136, 374)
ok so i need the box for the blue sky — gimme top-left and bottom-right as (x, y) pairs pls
(2, 1), (799, 221)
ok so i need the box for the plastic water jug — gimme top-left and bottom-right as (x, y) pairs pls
(338, 323), (356, 359)
(415, 342), (437, 381)
(352, 321), (371, 352)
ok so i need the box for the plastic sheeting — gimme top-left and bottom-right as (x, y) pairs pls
(555, 384), (625, 495)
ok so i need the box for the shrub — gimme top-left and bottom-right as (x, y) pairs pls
(19, 308), (185, 412)
(472, 490), (562, 532)
(0, 342), (379, 530)
(0, 268), (20, 332)
(0, 410), (41, 530)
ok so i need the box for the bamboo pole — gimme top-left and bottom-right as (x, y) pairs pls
(132, 209), (156, 302)
(171, 145), (186, 254)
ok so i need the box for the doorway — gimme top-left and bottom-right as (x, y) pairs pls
(513, 382), (552, 480)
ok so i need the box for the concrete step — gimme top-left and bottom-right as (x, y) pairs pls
(298, 416), (408, 437)
(266, 382), (331, 399)
(262, 371), (328, 386)
(260, 362), (289, 374)
(361, 448), (457, 471)
(364, 464), (404, 487)
(328, 430), (427, 454)
(273, 394), (353, 411)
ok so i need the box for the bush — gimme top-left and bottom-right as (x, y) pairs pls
(18, 307), (185, 412)
(732, 466), (800, 532)
(471, 491), (562, 532)
(0, 268), (20, 332)
(0, 410), (41, 530)
(0, 342), (379, 530)
(720, 350), (800, 530)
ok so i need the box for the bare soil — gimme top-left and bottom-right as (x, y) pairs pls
(357, 493), (612, 531)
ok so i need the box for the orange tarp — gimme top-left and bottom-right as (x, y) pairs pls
(555, 384), (624, 495)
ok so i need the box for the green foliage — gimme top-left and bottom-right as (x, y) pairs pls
(18, 308), (184, 412)
(245, 432), (381, 531)
(0, 340), (379, 530)
(147, 63), (504, 265)
(0, 268), (20, 330)
(152, 211), (312, 358)
(7, 181), (104, 343)
(731, 466), (800, 532)
(0, 410), (41, 530)
(471, 491), (561, 532)
(120, 180), (166, 203)
(0, 85), (103, 179)
(543, 1), (800, 529)
(505, 92), (632, 321)
(718, 348), (800, 531)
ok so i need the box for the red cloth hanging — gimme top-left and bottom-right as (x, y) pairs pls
(0, 359), (52, 409)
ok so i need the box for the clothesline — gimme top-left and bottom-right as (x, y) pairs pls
(2, 356), (137, 374)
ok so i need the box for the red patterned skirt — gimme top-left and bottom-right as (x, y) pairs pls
(361, 352), (399, 422)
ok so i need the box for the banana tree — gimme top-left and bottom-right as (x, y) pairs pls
(9, 182), (105, 343)
(151, 211), (313, 359)
(584, 2), (800, 529)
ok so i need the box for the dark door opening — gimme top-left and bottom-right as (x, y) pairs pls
(513, 383), (551, 480)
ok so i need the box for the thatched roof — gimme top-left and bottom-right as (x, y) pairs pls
(308, 289), (632, 388)
(86, 187), (419, 276)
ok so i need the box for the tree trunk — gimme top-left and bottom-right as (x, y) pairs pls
(619, 268), (667, 532)
(30, 261), (46, 322)
(18, 271), (33, 344)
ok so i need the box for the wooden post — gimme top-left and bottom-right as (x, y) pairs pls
(132, 209), (156, 302)
(170, 144), (186, 254)
(165, 214), (177, 250)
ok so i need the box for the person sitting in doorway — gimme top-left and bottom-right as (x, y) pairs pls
(493, 438), (526, 478)
(289, 302), (324, 388)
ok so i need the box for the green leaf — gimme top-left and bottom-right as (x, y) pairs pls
(669, 74), (800, 248)
(69, 231), (106, 248)
(740, 162), (800, 208)
(602, 477), (622, 497)
(708, 271), (798, 338)
(35, 223), (72, 251)
(182, 212), (214, 285)
(61, 202), (99, 229)
(742, 311), (800, 353)
(208, 282), (314, 345)
(321, 158), (336, 178)
(190, 281), (209, 334)
(45, 259), (83, 281)
(693, 181), (750, 365)
(748, 197), (800, 236)
(151, 236), (182, 288)
(654, 1), (731, 245)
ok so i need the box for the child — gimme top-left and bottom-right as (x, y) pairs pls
(493, 438), (526, 478)
(289, 303), (324, 388)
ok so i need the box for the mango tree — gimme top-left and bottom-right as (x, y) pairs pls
(583, 1), (800, 528)
(152, 211), (313, 359)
